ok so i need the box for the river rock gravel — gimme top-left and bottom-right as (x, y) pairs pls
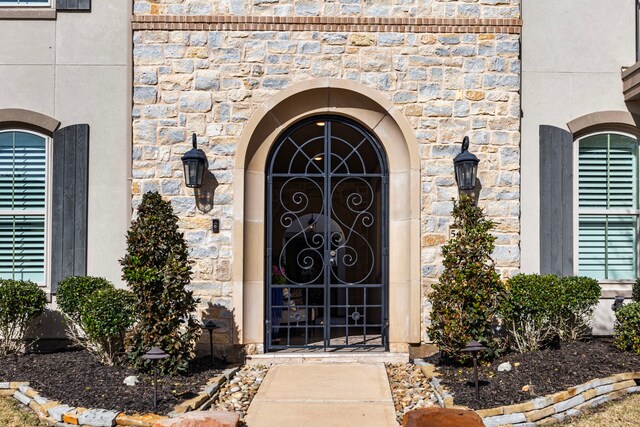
(212, 365), (269, 423)
(386, 362), (437, 423)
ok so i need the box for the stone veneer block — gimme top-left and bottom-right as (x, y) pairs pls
(28, 400), (44, 417)
(39, 401), (61, 416)
(503, 401), (535, 414)
(594, 384), (614, 395)
(48, 405), (75, 422)
(475, 406), (503, 417)
(590, 377), (615, 388)
(530, 396), (553, 410)
(77, 408), (122, 427)
(222, 367), (240, 380)
(524, 405), (555, 422)
(0, 389), (15, 397)
(34, 394), (49, 405)
(116, 413), (168, 427)
(553, 395), (584, 413)
(183, 392), (210, 411)
(581, 388), (598, 401)
(611, 379), (637, 392)
(203, 375), (225, 395)
(24, 387), (39, 398)
(13, 390), (31, 405)
(482, 412), (526, 427)
(612, 372), (640, 381)
(62, 407), (88, 425)
(0, 382), (10, 389)
(605, 389), (629, 401)
(10, 381), (28, 389)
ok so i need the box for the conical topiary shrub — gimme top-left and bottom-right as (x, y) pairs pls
(121, 192), (201, 374)
(427, 195), (505, 362)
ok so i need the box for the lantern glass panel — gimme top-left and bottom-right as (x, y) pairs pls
(183, 159), (204, 188)
(456, 161), (477, 190)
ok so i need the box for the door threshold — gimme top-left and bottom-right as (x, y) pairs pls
(245, 351), (409, 365)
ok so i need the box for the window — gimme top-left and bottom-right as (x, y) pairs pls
(577, 133), (638, 280)
(0, 0), (50, 6)
(0, 131), (47, 284)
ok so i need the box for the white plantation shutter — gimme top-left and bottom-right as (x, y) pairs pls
(0, 1), (49, 5)
(0, 131), (46, 283)
(578, 133), (638, 280)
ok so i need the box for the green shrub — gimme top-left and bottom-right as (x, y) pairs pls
(57, 276), (112, 323)
(81, 288), (136, 365)
(121, 192), (200, 375)
(555, 276), (600, 341)
(427, 195), (505, 362)
(614, 302), (640, 354)
(499, 274), (561, 353)
(633, 278), (640, 302)
(0, 279), (47, 356)
(56, 276), (135, 365)
(499, 274), (600, 353)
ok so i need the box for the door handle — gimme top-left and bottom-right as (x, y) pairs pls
(329, 251), (337, 266)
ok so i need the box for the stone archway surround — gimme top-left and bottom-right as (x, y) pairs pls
(232, 79), (421, 353)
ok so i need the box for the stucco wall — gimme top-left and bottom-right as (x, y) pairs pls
(521, 0), (636, 334)
(0, 2), (132, 290)
(520, 0), (635, 273)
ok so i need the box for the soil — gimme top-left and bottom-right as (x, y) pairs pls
(425, 339), (640, 410)
(0, 348), (228, 415)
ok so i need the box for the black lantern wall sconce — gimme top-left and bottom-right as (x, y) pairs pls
(453, 136), (480, 191)
(181, 133), (207, 188)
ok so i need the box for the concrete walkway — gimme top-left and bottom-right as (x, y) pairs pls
(244, 363), (399, 427)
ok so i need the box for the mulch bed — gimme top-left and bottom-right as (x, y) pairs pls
(425, 339), (640, 410)
(0, 348), (229, 415)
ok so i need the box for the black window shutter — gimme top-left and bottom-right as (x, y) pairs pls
(56, 0), (91, 11)
(539, 125), (573, 276)
(51, 124), (89, 293)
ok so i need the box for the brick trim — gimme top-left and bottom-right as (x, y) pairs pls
(131, 15), (522, 33)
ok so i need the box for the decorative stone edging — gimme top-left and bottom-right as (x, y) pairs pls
(0, 366), (241, 427)
(427, 370), (640, 426)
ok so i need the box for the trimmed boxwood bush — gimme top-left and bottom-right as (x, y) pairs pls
(555, 276), (600, 341)
(614, 302), (640, 354)
(57, 276), (135, 365)
(121, 192), (200, 375)
(499, 274), (601, 353)
(427, 195), (505, 362)
(0, 279), (47, 356)
(499, 274), (558, 353)
(81, 288), (136, 365)
(57, 276), (112, 323)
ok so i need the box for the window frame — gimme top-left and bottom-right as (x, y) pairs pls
(0, 0), (51, 6)
(573, 130), (640, 284)
(0, 129), (51, 287)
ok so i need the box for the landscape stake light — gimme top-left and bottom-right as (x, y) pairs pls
(453, 136), (480, 191)
(201, 319), (219, 366)
(141, 347), (169, 411)
(181, 133), (207, 188)
(462, 340), (486, 401)
(611, 295), (625, 311)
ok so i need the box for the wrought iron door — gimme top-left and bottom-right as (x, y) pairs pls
(266, 116), (388, 351)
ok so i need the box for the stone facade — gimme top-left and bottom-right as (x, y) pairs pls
(132, 1), (522, 350)
(134, 0), (520, 18)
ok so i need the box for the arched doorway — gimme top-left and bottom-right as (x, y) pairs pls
(265, 116), (389, 351)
